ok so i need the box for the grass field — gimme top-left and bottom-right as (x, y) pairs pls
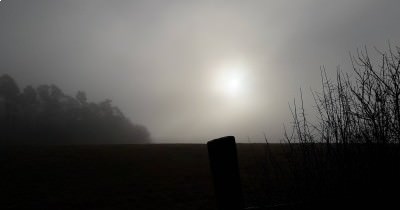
(1, 144), (272, 210)
(2, 143), (398, 210)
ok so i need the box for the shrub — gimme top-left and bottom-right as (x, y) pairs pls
(279, 45), (400, 206)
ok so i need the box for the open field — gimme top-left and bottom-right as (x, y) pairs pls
(1, 144), (272, 210)
(2, 143), (399, 210)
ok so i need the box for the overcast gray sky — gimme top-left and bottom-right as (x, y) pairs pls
(1, 0), (400, 143)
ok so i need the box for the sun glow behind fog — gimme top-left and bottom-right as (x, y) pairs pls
(213, 61), (249, 98)
(202, 59), (266, 141)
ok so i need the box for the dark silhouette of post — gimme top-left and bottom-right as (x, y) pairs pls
(207, 136), (244, 210)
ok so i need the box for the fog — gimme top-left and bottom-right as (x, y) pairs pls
(1, 0), (400, 143)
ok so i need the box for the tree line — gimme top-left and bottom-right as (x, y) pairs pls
(0, 74), (150, 144)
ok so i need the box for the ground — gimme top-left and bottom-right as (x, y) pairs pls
(1, 144), (271, 210)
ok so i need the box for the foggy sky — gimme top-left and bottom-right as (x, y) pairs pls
(1, 0), (400, 143)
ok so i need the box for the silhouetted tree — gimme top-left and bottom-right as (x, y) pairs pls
(37, 84), (51, 102)
(281, 45), (400, 206)
(76, 91), (87, 105)
(21, 86), (37, 105)
(20, 85), (38, 136)
(0, 74), (151, 144)
(0, 74), (20, 140)
(0, 74), (20, 101)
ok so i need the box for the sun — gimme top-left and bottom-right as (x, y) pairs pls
(213, 62), (248, 98)
(222, 70), (243, 97)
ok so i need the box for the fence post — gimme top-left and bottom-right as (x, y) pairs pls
(207, 136), (244, 210)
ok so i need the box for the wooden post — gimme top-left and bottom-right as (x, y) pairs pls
(207, 136), (244, 210)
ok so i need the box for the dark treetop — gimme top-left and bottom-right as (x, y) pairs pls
(0, 74), (151, 144)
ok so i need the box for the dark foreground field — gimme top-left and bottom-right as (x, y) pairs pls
(3, 144), (399, 210)
(1, 144), (271, 210)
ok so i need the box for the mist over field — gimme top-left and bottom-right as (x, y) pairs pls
(2, 0), (400, 143)
(2, 1), (400, 210)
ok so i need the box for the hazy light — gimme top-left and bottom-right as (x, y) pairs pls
(223, 71), (243, 97)
(213, 61), (248, 99)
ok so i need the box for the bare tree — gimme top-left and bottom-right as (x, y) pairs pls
(281, 44), (400, 205)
